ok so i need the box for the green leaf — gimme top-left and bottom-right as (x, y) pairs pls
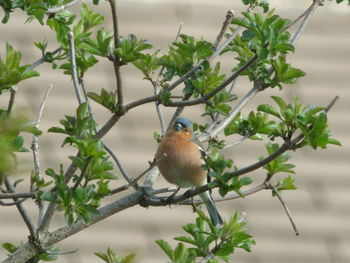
(257, 104), (281, 119)
(174, 243), (187, 263)
(271, 96), (287, 111)
(275, 175), (297, 193)
(156, 240), (173, 261)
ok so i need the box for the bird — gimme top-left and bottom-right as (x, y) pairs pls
(155, 117), (223, 226)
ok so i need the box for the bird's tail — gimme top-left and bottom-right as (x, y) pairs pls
(200, 191), (223, 226)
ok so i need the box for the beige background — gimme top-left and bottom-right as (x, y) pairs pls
(1, 0), (349, 262)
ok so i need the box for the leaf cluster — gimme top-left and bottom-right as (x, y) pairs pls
(0, 43), (39, 92)
(95, 247), (136, 263)
(43, 103), (116, 224)
(0, 110), (41, 178)
(226, 11), (304, 89)
(156, 210), (255, 263)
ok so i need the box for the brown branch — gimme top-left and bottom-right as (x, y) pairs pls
(71, 158), (92, 193)
(213, 10), (235, 49)
(4, 177), (36, 237)
(108, 0), (123, 108)
(269, 182), (299, 236)
(7, 86), (17, 114)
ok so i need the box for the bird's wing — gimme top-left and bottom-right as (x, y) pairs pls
(193, 138), (207, 157)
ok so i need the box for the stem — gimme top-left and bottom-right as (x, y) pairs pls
(108, 0), (123, 107)
(213, 10), (235, 49)
(269, 183), (299, 236)
(67, 32), (85, 104)
(7, 86), (17, 114)
(4, 177), (36, 237)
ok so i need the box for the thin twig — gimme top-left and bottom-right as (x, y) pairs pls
(110, 184), (130, 195)
(164, 54), (258, 107)
(130, 155), (166, 186)
(7, 86), (17, 114)
(200, 85), (260, 142)
(325, 96), (339, 112)
(154, 84), (166, 135)
(108, 0), (123, 108)
(154, 23), (183, 135)
(213, 10), (235, 49)
(178, 182), (267, 205)
(46, 0), (82, 13)
(269, 182), (299, 236)
(4, 177), (36, 237)
(165, 25), (241, 93)
(31, 85), (52, 189)
(222, 136), (248, 150)
(67, 32), (85, 104)
(30, 85), (52, 226)
(71, 158), (92, 193)
(282, 1), (316, 31)
(290, 0), (321, 46)
(103, 144), (134, 186)
(167, 93), (191, 132)
(27, 47), (62, 72)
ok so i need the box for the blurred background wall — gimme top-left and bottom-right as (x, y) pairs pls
(1, 0), (349, 262)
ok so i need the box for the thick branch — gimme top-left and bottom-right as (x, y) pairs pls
(3, 191), (142, 263)
(0, 192), (35, 199)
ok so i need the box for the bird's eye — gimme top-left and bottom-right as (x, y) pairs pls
(183, 127), (189, 133)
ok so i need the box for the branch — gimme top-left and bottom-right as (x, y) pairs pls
(164, 54), (258, 107)
(103, 143), (134, 186)
(222, 135), (248, 150)
(0, 198), (26, 206)
(167, 93), (191, 132)
(7, 86), (17, 114)
(0, 192), (35, 199)
(268, 182), (299, 236)
(4, 177), (36, 237)
(213, 10), (235, 49)
(199, 85), (260, 142)
(178, 182), (267, 205)
(282, 0), (318, 32)
(3, 191), (142, 263)
(46, 0), (82, 14)
(108, 0), (123, 108)
(31, 85), (50, 226)
(31, 85), (52, 189)
(153, 23), (183, 135)
(290, 0), (321, 46)
(67, 32), (85, 104)
(71, 158), (92, 193)
(27, 47), (62, 72)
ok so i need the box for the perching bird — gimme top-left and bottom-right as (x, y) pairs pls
(155, 117), (223, 226)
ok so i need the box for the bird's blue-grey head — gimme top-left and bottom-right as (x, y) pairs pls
(174, 117), (193, 133)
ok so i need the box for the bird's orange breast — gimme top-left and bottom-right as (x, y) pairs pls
(155, 132), (207, 188)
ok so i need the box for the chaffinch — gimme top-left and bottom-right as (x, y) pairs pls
(155, 117), (223, 226)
